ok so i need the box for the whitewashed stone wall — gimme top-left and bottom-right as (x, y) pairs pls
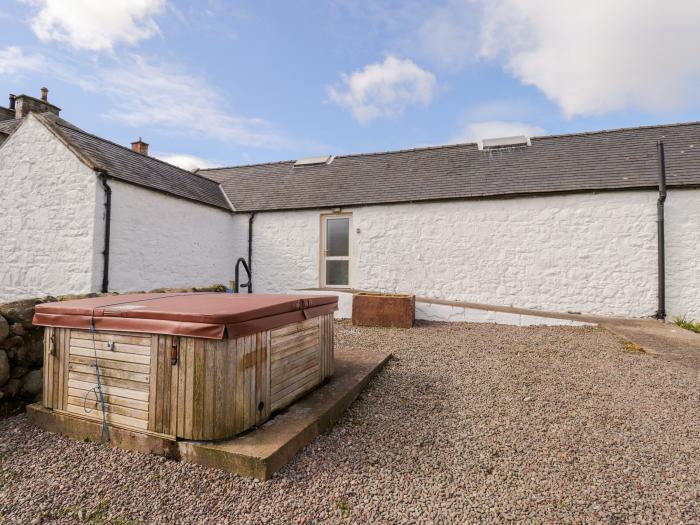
(244, 190), (700, 319)
(251, 210), (322, 293)
(666, 189), (700, 319)
(105, 180), (239, 292)
(0, 116), (101, 302)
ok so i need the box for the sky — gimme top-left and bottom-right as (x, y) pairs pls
(2, 0), (700, 170)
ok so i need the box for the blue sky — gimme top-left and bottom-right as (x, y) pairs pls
(2, 0), (700, 169)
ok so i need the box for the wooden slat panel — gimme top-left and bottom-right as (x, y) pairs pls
(203, 340), (216, 439)
(250, 335), (258, 428)
(55, 328), (62, 410)
(184, 338), (195, 438)
(150, 335), (162, 433)
(212, 337), (226, 438)
(69, 363), (149, 384)
(69, 337), (151, 356)
(51, 329), (61, 409)
(271, 344), (320, 372)
(224, 338), (236, 436)
(255, 331), (270, 425)
(161, 335), (173, 436)
(272, 364), (321, 397)
(169, 337), (179, 436)
(191, 338), (205, 440)
(67, 388), (149, 412)
(69, 371), (149, 392)
(67, 396), (148, 421)
(65, 403), (148, 430)
(271, 375), (319, 412)
(70, 330), (151, 346)
(61, 328), (70, 410)
(320, 314), (334, 380)
(271, 335), (320, 363)
(67, 379), (149, 402)
(69, 354), (151, 374)
(270, 317), (319, 338)
(271, 328), (320, 352)
(42, 328), (52, 408)
(234, 337), (245, 433)
(271, 354), (319, 388)
(69, 346), (150, 365)
(176, 337), (187, 437)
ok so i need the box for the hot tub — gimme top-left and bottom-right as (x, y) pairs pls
(33, 293), (337, 441)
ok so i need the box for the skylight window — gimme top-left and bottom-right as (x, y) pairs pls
(294, 155), (334, 167)
(478, 135), (531, 151)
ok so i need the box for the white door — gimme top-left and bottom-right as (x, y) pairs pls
(321, 215), (351, 287)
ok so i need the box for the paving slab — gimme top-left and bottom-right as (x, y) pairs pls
(27, 347), (391, 480)
(599, 319), (700, 372)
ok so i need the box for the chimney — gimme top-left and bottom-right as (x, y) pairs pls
(0, 95), (15, 121)
(131, 138), (149, 155)
(14, 87), (61, 119)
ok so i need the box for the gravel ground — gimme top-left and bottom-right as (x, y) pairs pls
(1, 321), (699, 524)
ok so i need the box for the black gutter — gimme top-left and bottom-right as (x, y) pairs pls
(248, 212), (256, 292)
(100, 172), (112, 293)
(656, 141), (667, 320)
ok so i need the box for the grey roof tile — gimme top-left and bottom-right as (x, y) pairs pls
(1, 114), (231, 211)
(53, 122), (231, 211)
(203, 121), (700, 212)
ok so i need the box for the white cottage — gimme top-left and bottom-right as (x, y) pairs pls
(1, 90), (699, 321)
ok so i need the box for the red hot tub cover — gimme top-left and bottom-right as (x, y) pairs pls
(32, 293), (339, 339)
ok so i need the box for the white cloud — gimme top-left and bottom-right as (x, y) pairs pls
(88, 56), (287, 148)
(452, 120), (545, 143)
(328, 55), (436, 123)
(25, 0), (166, 51)
(0, 46), (45, 76)
(415, 0), (479, 70)
(478, 0), (700, 117)
(156, 153), (217, 171)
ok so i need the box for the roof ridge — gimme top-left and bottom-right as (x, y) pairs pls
(199, 159), (293, 171)
(530, 119), (700, 141)
(203, 119), (700, 173)
(54, 122), (224, 187)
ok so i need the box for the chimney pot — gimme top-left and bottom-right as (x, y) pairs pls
(9, 94), (15, 111)
(131, 138), (149, 155)
(40, 87), (48, 101)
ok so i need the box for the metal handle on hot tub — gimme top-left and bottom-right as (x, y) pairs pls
(170, 337), (179, 365)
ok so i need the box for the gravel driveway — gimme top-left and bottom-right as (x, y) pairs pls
(1, 321), (699, 524)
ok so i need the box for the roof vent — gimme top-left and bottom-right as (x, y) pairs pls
(478, 135), (531, 151)
(294, 155), (334, 167)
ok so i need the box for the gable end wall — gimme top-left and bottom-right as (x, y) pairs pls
(0, 116), (102, 302)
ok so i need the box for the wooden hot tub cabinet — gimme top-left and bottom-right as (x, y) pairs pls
(35, 293), (336, 441)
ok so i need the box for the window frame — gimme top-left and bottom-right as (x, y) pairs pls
(319, 213), (352, 289)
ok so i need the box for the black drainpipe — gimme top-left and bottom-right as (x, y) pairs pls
(248, 212), (256, 292)
(656, 141), (667, 320)
(99, 172), (112, 294)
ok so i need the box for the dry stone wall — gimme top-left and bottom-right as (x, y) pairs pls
(0, 298), (50, 416)
(0, 285), (226, 417)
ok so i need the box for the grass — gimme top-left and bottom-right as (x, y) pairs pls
(336, 500), (351, 518)
(673, 316), (700, 334)
(621, 340), (645, 353)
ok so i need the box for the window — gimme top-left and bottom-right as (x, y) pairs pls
(321, 214), (351, 287)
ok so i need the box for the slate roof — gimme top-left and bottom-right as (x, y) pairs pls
(0, 119), (20, 135)
(202, 121), (700, 212)
(1, 114), (232, 212)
